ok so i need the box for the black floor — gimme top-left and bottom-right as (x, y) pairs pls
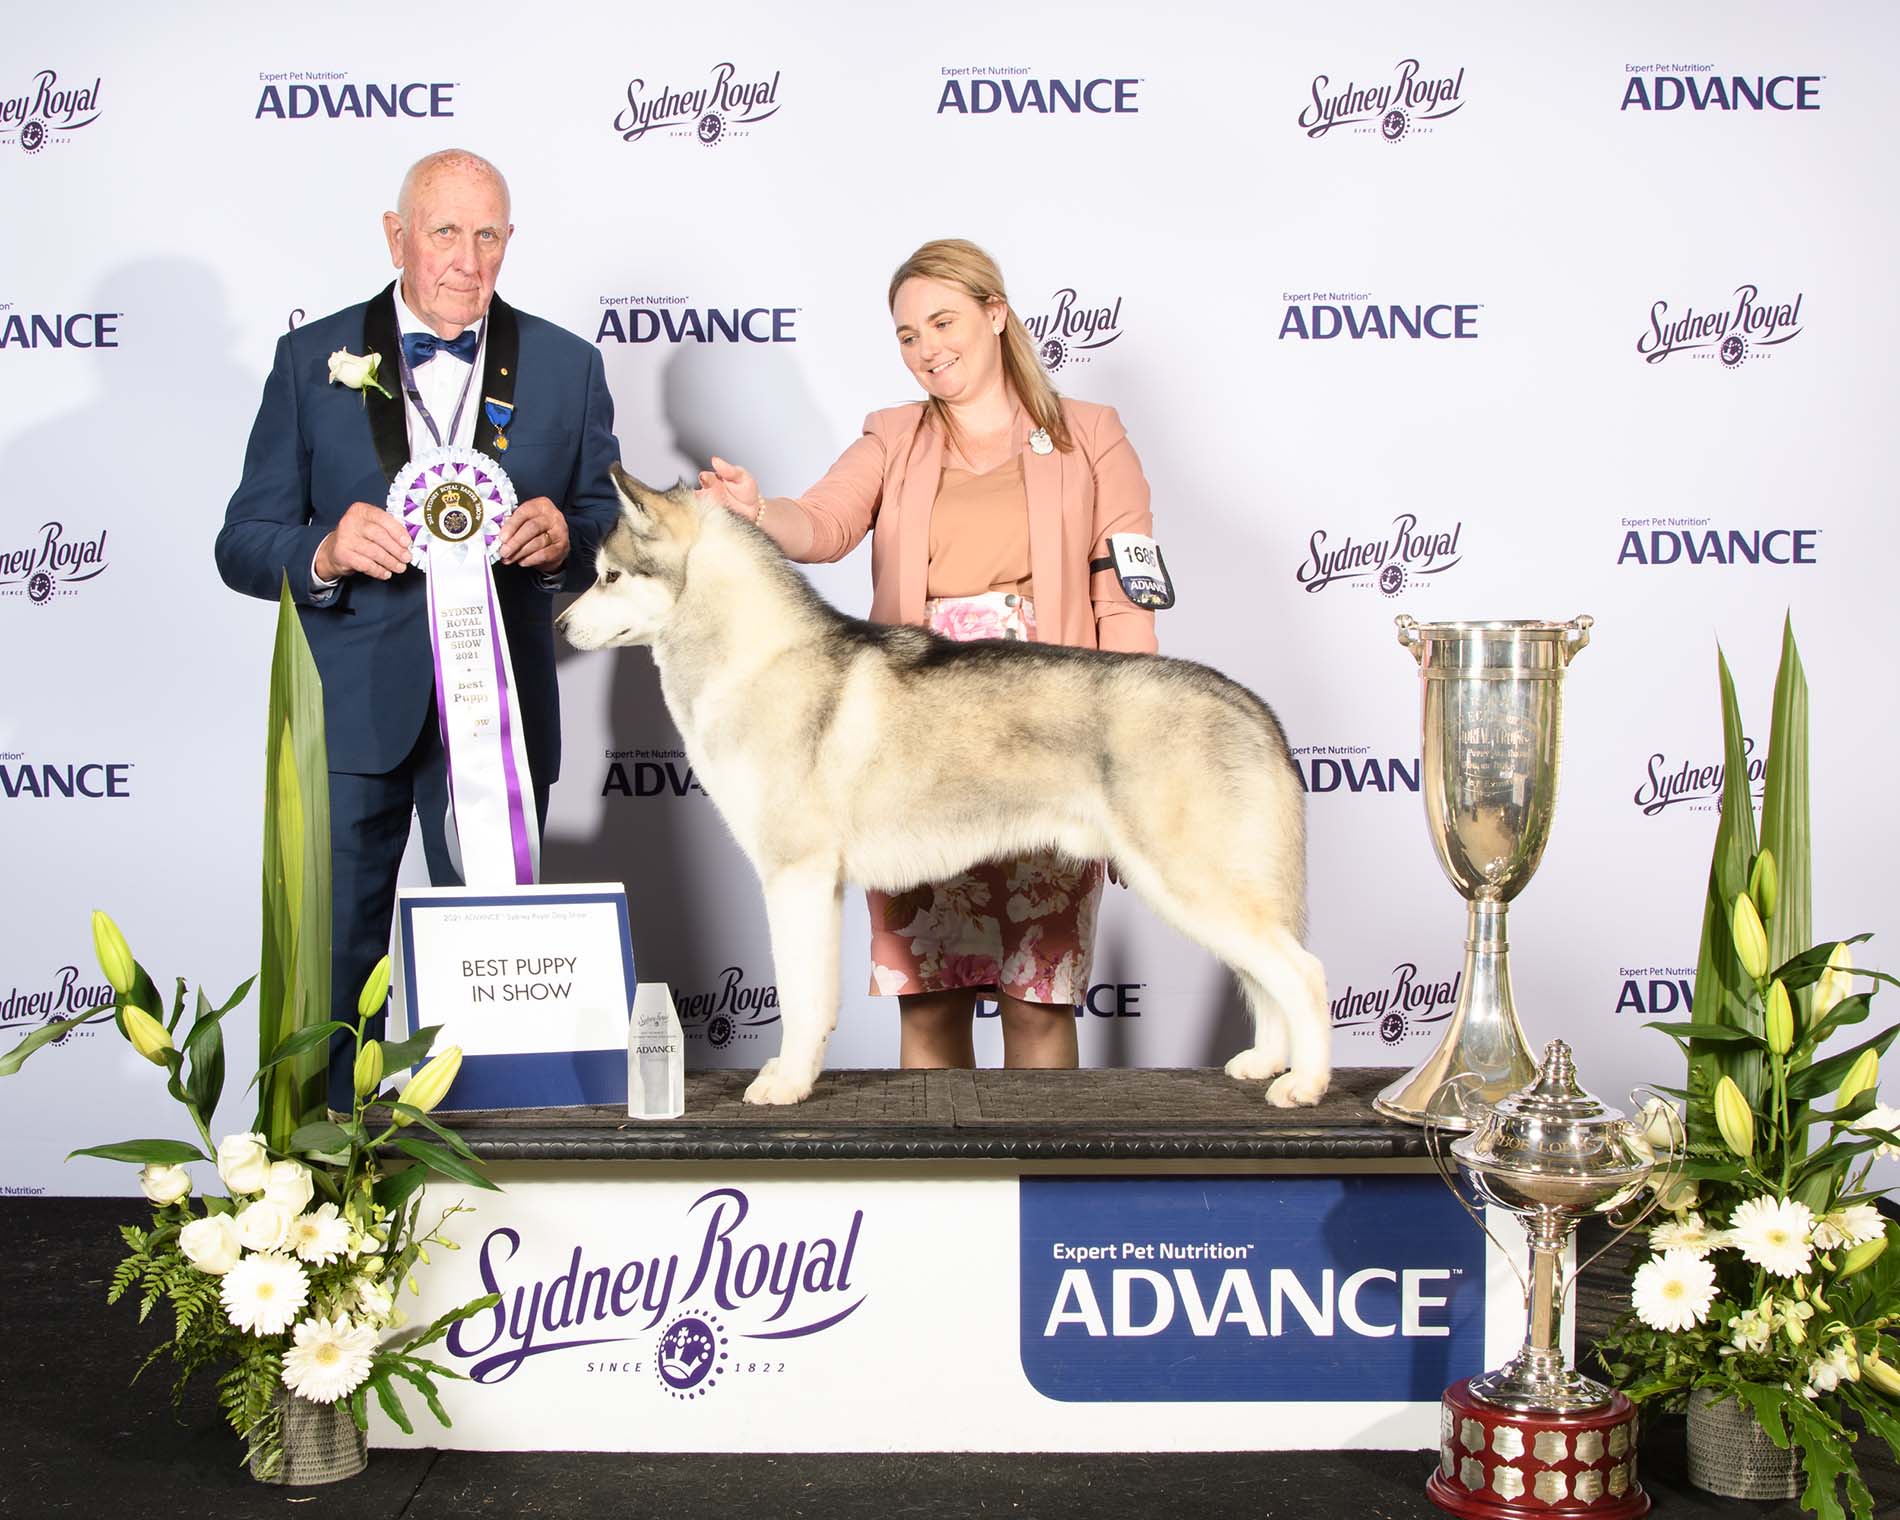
(6, 1199), (1897, 1519)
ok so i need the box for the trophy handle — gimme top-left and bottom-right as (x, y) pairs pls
(1423, 1072), (1531, 1302)
(1560, 1086), (1685, 1307)
(1395, 613), (1423, 662)
(1562, 613), (1594, 661)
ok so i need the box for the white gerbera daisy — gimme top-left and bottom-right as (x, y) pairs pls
(1650, 1212), (1725, 1258)
(287, 1203), (354, 1266)
(1728, 1196), (1815, 1278)
(280, 1314), (377, 1403)
(1812, 1204), (1884, 1252)
(220, 1252), (310, 1336)
(1631, 1249), (1719, 1333)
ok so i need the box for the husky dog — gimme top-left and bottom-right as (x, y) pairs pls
(559, 468), (1330, 1107)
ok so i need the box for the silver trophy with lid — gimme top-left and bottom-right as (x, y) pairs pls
(1377, 616), (1593, 1129)
(1423, 1041), (1680, 1519)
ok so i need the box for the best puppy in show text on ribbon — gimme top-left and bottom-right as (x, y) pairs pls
(387, 445), (540, 887)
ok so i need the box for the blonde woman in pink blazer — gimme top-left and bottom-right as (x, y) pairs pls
(700, 239), (1158, 1070)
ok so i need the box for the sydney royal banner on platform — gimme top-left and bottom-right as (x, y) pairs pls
(374, 1170), (1517, 1453)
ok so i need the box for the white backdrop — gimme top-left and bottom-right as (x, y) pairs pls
(4, 0), (1897, 1193)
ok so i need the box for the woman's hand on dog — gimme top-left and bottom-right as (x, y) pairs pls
(697, 455), (761, 514)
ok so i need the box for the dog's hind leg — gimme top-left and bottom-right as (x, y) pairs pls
(1222, 970), (1290, 1083)
(745, 857), (845, 1106)
(1247, 927), (1331, 1109)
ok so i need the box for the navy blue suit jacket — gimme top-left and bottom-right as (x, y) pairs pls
(216, 284), (620, 781)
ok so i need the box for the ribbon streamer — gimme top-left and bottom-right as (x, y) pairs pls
(387, 446), (540, 886)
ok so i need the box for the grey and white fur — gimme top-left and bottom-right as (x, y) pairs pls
(558, 468), (1330, 1107)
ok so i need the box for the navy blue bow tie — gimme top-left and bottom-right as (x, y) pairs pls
(401, 327), (479, 369)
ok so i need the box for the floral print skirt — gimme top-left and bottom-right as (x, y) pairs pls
(866, 592), (1104, 1007)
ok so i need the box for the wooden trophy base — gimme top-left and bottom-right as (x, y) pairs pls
(1426, 1379), (1649, 1519)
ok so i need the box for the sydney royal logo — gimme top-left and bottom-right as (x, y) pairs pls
(254, 73), (456, 120)
(674, 967), (780, 1050)
(0, 71), (102, 154)
(446, 1186), (865, 1390)
(0, 521), (110, 605)
(1023, 288), (1124, 373)
(1637, 283), (1802, 368)
(614, 62), (781, 146)
(0, 964), (113, 1036)
(1299, 58), (1466, 142)
(1297, 513), (1464, 597)
(1331, 963), (1459, 1045)
(1631, 736), (1763, 817)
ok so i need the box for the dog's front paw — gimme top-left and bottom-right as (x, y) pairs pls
(1266, 1071), (1329, 1109)
(1224, 1045), (1287, 1083)
(744, 1058), (814, 1106)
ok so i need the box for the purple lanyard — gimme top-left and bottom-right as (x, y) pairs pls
(395, 328), (482, 449)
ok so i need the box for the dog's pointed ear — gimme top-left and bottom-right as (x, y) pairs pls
(610, 462), (662, 534)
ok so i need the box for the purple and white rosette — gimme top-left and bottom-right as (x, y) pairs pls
(387, 445), (539, 887)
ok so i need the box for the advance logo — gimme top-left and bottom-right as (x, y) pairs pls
(1020, 1175), (1481, 1402)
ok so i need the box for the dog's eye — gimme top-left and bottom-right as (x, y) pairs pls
(602, 570), (621, 585)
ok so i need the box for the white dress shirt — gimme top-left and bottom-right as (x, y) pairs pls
(393, 284), (486, 451)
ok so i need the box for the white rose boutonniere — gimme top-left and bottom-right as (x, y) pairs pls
(328, 347), (393, 400)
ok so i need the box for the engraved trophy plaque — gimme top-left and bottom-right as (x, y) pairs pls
(1376, 616), (1593, 1129)
(1424, 1041), (1679, 1520)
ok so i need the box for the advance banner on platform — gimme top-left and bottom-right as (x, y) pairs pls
(372, 1168), (1522, 1453)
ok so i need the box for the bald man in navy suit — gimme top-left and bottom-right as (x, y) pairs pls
(216, 149), (621, 1108)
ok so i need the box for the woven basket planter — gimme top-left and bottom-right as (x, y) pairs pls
(1685, 1388), (1801, 1501)
(248, 1392), (368, 1485)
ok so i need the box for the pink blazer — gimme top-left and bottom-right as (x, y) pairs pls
(760, 398), (1158, 653)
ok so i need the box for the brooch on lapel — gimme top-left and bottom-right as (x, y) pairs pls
(484, 397), (514, 452)
(1028, 427), (1053, 456)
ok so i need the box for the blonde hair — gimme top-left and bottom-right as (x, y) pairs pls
(886, 238), (1071, 453)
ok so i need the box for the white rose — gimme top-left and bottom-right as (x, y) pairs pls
(215, 1133), (271, 1195)
(262, 1160), (314, 1214)
(327, 348), (378, 389)
(178, 1213), (242, 1276)
(236, 1199), (293, 1253)
(139, 1163), (192, 1207)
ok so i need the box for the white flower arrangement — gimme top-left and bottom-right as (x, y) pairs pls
(1, 917), (499, 1482)
(1599, 624), (1900, 1520)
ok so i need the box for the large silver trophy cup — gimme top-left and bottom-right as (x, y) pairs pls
(1376, 617), (1593, 1129)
